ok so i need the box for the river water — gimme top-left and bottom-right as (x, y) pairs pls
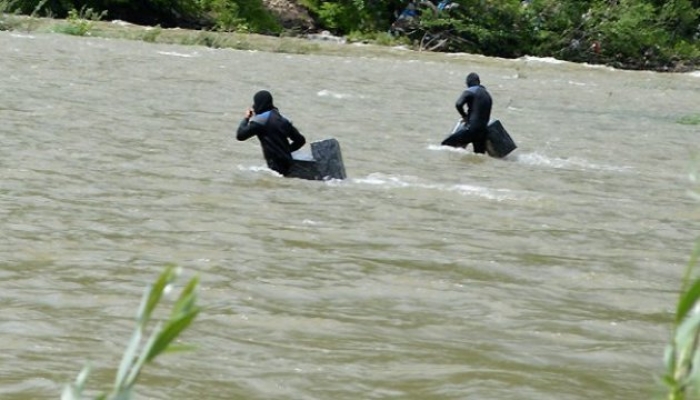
(1, 30), (699, 400)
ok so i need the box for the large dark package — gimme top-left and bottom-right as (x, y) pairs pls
(485, 120), (517, 158)
(288, 138), (347, 181)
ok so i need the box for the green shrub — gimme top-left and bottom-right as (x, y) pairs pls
(201, 0), (280, 34)
(587, 0), (664, 58)
(300, 0), (387, 33)
(202, 0), (245, 32)
(54, 5), (106, 36)
(658, 0), (699, 39)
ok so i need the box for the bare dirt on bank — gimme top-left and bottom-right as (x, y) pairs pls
(261, 0), (315, 31)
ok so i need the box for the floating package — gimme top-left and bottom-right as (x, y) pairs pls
(288, 138), (347, 181)
(485, 120), (517, 158)
(446, 119), (517, 158)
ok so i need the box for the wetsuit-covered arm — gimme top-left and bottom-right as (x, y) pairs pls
(287, 123), (306, 152)
(236, 118), (260, 141)
(455, 90), (471, 122)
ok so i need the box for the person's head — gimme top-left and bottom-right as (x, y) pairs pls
(252, 90), (275, 114)
(465, 72), (480, 87)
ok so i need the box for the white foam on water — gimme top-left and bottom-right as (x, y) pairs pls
(583, 63), (616, 71)
(513, 152), (632, 172)
(427, 145), (630, 173)
(236, 164), (282, 176)
(447, 183), (519, 201)
(688, 71), (700, 78)
(353, 173), (526, 202)
(317, 89), (352, 99)
(427, 143), (517, 163)
(426, 144), (472, 153)
(354, 173), (413, 188)
(157, 50), (199, 58)
(234, 164), (348, 184)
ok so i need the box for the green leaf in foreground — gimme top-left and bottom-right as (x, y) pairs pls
(64, 266), (200, 400)
(664, 240), (700, 399)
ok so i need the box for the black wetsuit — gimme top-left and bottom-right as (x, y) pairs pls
(237, 110), (306, 176)
(237, 91), (306, 176)
(442, 82), (493, 153)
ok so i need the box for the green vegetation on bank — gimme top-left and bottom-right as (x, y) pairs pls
(1, 0), (698, 71)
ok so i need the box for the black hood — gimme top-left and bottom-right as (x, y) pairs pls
(252, 90), (275, 114)
(466, 72), (480, 87)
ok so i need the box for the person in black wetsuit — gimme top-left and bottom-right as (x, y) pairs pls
(236, 90), (306, 176)
(441, 72), (493, 153)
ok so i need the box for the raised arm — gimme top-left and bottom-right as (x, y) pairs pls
(236, 107), (259, 141)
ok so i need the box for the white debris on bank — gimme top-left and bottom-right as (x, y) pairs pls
(306, 30), (346, 44)
(111, 20), (132, 27)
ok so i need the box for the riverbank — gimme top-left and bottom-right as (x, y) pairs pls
(0, 14), (428, 60)
(2, 14), (698, 73)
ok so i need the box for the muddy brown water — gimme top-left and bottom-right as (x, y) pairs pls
(1, 31), (699, 400)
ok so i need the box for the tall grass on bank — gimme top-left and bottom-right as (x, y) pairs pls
(62, 266), (200, 400)
(0, 0), (47, 31)
(53, 5), (107, 36)
(1, 0), (21, 30)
